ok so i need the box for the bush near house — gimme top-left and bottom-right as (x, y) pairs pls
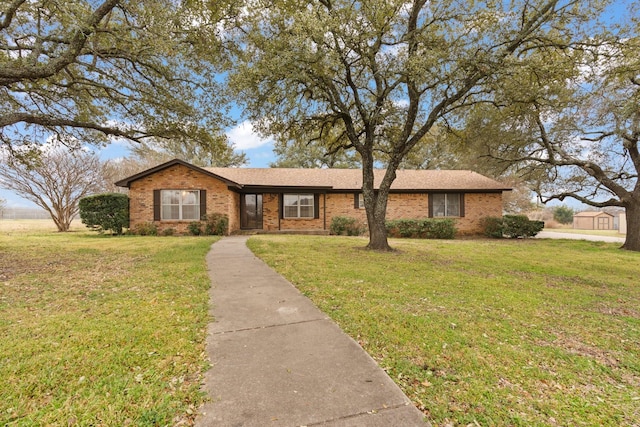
(79, 193), (129, 235)
(481, 215), (544, 238)
(187, 213), (229, 236)
(132, 222), (158, 236)
(385, 218), (456, 239)
(330, 216), (366, 236)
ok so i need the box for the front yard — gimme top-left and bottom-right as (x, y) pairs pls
(0, 224), (216, 426)
(248, 235), (640, 426)
(1, 225), (638, 426)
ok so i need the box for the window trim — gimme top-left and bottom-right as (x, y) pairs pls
(283, 193), (315, 219)
(156, 189), (203, 221)
(429, 192), (465, 218)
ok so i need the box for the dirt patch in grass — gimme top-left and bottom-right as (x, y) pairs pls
(595, 303), (640, 319)
(539, 332), (621, 368)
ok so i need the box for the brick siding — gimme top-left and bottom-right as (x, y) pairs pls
(127, 165), (504, 235)
(128, 164), (236, 235)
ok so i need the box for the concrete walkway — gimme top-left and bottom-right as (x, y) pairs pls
(196, 236), (426, 427)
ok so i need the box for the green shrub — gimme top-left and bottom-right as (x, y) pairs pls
(330, 216), (366, 236)
(385, 218), (456, 239)
(79, 193), (129, 235)
(133, 222), (158, 236)
(481, 216), (505, 238)
(553, 205), (574, 224)
(484, 215), (544, 238)
(203, 213), (229, 236)
(161, 228), (176, 236)
(187, 221), (202, 236)
(503, 215), (544, 238)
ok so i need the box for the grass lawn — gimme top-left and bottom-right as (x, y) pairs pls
(247, 235), (640, 427)
(0, 222), (217, 426)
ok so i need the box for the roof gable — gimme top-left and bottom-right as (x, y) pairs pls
(114, 159), (242, 188)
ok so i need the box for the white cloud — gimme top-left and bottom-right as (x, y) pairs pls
(227, 121), (274, 150)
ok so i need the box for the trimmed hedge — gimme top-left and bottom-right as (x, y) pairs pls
(385, 218), (456, 239)
(481, 215), (544, 238)
(330, 216), (366, 236)
(79, 193), (129, 235)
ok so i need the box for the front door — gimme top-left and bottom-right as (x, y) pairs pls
(241, 194), (263, 229)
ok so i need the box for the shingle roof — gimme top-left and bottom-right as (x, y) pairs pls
(573, 211), (614, 217)
(206, 167), (509, 192)
(114, 159), (510, 192)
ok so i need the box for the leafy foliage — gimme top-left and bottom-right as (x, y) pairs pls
(0, 0), (230, 157)
(218, 0), (601, 250)
(132, 222), (158, 236)
(188, 213), (229, 236)
(203, 213), (229, 236)
(553, 205), (575, 224)
(480, 216), (506, 238)
(330, 216), (366, 236)
(464, 8), (640, 250)
(187, 221), (203, 236)
(385, 219), (456, 239)
(482, 215), (545, 238)
(79, 193), (129, 235)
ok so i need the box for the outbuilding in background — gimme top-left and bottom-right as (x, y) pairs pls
(573, 211), (615, 230)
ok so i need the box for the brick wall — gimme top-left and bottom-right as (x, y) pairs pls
(459, 193), (503, 234)
(259, 191), (503, 234)
(128, 164), (235, 235)
(128, 164), (504, 235)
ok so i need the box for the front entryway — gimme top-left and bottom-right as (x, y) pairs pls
(241, 194), (263, 229)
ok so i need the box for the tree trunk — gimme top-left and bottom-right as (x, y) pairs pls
(366, 202), (392, 251)
(360, 152), (393, 251)
(622, 202), (640, 251)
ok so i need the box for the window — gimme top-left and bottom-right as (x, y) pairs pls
(161, 190), (200, 220)
(430, 193), (462, 217)
(354, 193), (365, 209)
(283, 194), (314, 218)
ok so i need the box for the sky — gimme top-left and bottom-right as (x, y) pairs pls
(1, 1), (632, 210)
(0, 119), (276, 209)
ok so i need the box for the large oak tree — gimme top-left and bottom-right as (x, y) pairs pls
(1, 0), (230, 157)
(216, 0), (605, 250)
(465, 15), (640, 251)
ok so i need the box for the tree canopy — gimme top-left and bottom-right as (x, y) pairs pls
(214, 0), (606, 250)
(1, 0), (231, 158)
(467, 7), (640, 250)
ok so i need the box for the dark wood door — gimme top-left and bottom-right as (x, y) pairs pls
(241, 194), (263, 229)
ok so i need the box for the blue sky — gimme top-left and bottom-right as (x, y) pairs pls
(1, 1), (632, 209)
(0, 119), (276, 208)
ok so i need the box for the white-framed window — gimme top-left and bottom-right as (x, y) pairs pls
(355, 193), (365, 209)
(161, 190), (200, 220)
(431, 193), (462, 217)
(283, 194), (314, 218)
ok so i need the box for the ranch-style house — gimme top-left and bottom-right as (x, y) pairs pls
(115, 159), (511, 235)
